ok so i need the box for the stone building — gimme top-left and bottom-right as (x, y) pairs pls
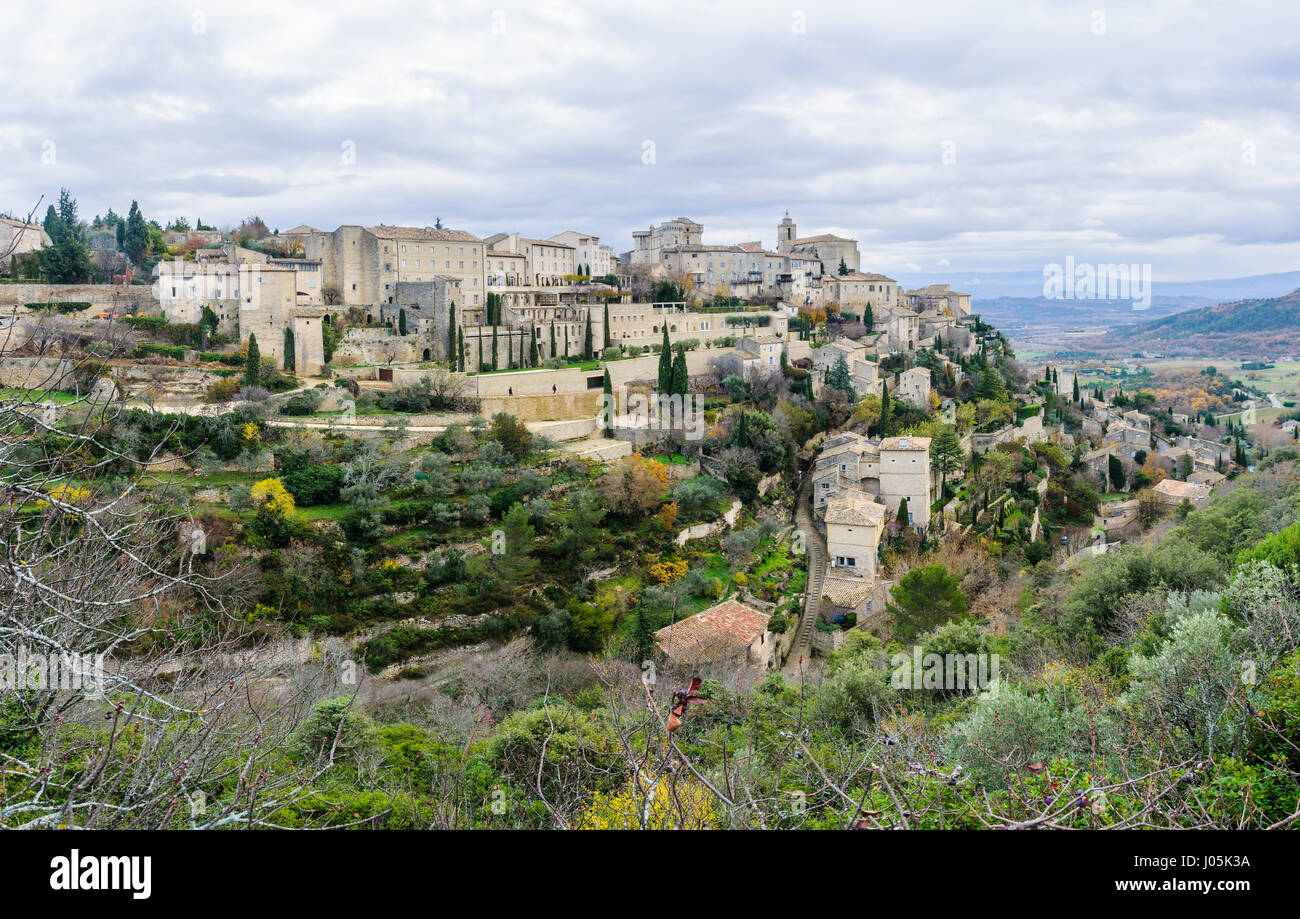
(0, 215), (52, 265)
(630, 217), (705, 266)
(775, 212), (860, 273)
(548, 230), (613, 278)
(825, 492), (886, 578)
(811, 431), (933, 532)
(483, 233), (576, 287)
(653, 599), (775, 679)
(285, 224), (487, 313)
(894, 366), (932, 409)
(905, 283), (972, 319)
(877, 436), (933, 530)
(822, 272), (899, 312)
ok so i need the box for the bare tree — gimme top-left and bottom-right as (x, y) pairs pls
(0, 314), (350, 828)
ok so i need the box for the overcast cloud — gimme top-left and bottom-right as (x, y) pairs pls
(2, 0), (1298, 280)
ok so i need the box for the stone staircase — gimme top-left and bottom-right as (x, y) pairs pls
(786, 471), (827, 671)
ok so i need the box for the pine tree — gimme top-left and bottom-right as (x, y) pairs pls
(39, 204), (92, 283)
(837, 257), (849, 276)
(56, 187), (82, 242)
(124, 200), (149, 265)
(244, 334), (261, 387)
(825, 354), (855, 401)
(658, 327), (672, 393)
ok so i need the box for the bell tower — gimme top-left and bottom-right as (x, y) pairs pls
(777, 211), (797, 253)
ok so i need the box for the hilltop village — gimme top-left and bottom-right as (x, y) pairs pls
(4, 193), (1299, 829)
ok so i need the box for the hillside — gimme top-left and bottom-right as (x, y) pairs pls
(1091, 288), (1300, 357)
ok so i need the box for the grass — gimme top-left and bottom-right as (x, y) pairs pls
(298, 503), (353, 521)
(0, 387), (79, 404)
(470, 359), (600, 375)
(650, 452), (694, 465)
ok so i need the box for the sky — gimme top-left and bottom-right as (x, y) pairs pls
(2, 0), (1298, 282)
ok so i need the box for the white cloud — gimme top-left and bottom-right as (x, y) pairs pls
(1, 0), (1297, 279)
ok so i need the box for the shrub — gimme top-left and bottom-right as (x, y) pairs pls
(204, 378), (242, 403)
(282, 464), (344, 506)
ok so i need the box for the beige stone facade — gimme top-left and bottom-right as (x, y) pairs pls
(0, 215), (52, 264)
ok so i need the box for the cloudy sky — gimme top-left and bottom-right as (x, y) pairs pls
(3, 0), (1298, 281)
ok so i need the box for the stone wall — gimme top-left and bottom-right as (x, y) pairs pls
(0, 283), (158, 313)
(674, 499), (743, 546)
(0, 357), (75, 390)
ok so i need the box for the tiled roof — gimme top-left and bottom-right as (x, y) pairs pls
(654, 600), (769, 658)
(366, 225), (482, 242)
(821, 573), (878, 608)
(791, 233), (856, 245)
(878, 435), (931, 451)
(1154, 479), (1212, 500)
(831, 271), (897, 283)
(824, 492), (885, 526)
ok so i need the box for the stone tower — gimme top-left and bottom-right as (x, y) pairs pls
(777, 211), (797, 253)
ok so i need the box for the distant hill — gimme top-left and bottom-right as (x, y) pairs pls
(889, 269), (1300, 302)
(1090, 288), (1300, 358)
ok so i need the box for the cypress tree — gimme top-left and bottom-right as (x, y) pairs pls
(734, 411), (750, 448)
(671, 346), (688, 396)
(658, 326), (672, 393)
(564, 325), (570, 359)
(583, 310), (593, 359)
(491, 325), (498, 370)
(529, 324), (539, 367)
(283, 327), (295, 371)
(457, 328), (465, 372)
(477, 334), (483, 373)
(447, 303), (456, 362)
(602, 368), (614, 435)
(244, 334), (260, 387)
(603, 303), (611, 350)
(398, 308), (408, 335)
(879, 379), (892, 434)
(549, 322), (556, 360)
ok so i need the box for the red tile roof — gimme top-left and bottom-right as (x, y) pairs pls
(654, 600), (769, 659)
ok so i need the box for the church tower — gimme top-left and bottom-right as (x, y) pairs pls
(777, 211), (797, 253)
